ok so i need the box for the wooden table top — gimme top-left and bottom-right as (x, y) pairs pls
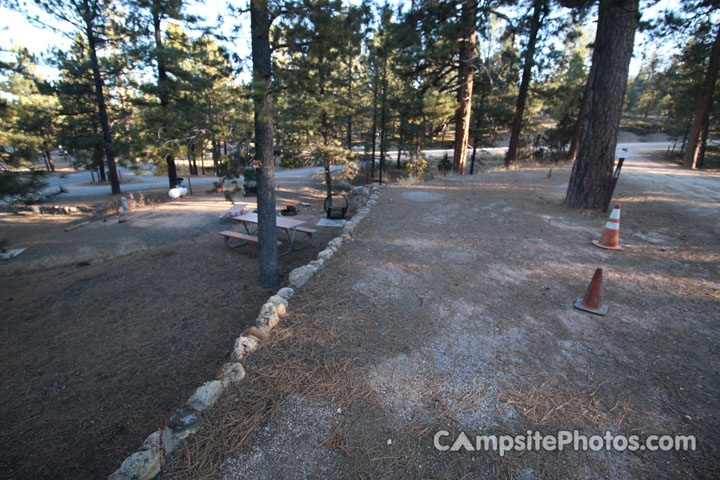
(232, 212), (307, 229)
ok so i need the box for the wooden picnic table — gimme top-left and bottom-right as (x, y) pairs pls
(218, 212), (316, 256)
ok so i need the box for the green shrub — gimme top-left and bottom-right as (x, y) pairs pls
(405, 155), (427, 177)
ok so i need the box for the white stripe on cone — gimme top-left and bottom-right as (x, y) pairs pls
(604, 221), (620, 230)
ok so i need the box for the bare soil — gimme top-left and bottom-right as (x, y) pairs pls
(160, 153), (719, 479)
(0, 186), (340, 479)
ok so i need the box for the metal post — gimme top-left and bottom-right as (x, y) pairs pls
(602, 149), (627, 213)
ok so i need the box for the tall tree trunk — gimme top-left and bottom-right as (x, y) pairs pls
(347, 58), (353, 151)
(567, 86), (586, 162)
(212, 135), (220, 176)
(325, 164), (332, 198)
(251, 0), (279, 288)
(696, 105), (711, 169)
(505, 0), (546, 168)
(85, 20), (120, 194)
(684, 24), (720, 169)
(565, 0), (639, 209)
(396, 124), (403, 169)
(189, 141), (196, 176)
(452, 0), (477, 174)
(379, 55), (388, 185)
(42, 148), (52, 172)
(370, 76), (378, 178)
(680, 124), (689, 156)
(152, 3), (178, 188)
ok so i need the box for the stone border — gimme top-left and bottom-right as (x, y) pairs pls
(109, 184), (384, 480)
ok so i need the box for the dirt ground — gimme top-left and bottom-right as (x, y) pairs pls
(158, 153), (719, 479)
(0, 185), (341, 479)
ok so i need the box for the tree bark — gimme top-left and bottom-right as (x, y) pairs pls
(85, 18), (120, 194)
(683, 24), (720, 169)
(452, 0), (477, 174)
(152, 3), (179, 188)
(370, 75), (378, 178)
(396, 125), (403, 169)
(189, 141), (196, 175)
(696, 103), (711, 168)
(251, 0), (279, 288)
(566, 86), (585, 162)
(505, 0), (545, 168)
(347, 58), (353, 151)
(379, 55), (388, 184)
(565, 0), (639, 209)
(43, 147), (55, 172)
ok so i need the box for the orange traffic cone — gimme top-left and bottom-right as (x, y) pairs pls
(592, 204), (623, 250)
(547, 168), (552, 179)
(574, 268), (608, 315)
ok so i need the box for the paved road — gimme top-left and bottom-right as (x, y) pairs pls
(42, 162), (344, 198)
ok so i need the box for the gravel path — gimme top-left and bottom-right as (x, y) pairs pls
(162, 157), (719, 479)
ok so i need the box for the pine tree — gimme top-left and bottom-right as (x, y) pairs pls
(125, 0), (197, 187)
(0, 48), (55, 199)
(251, 0), (279, 288)
(564, 0), (640, 210)
(23, 0), (123, 193)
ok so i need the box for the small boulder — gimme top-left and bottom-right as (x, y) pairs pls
(260, 302), (285, 317)
(188, 380), (224, 412)
(289, 265), (316, 288)
(266, 295), (289, 308)
(217, 362), (246, 387)
(318, 248), (334, 260)
(256, 312), (280, 330)
(231, 335), (259, 362)
(109, 449), (161, 480)
(276, 287), (294, 299)
(161, 427), (181, 455)
(165, 404), (203, 441)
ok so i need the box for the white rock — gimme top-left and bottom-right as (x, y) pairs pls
(188, 380), (224, 411)
(160, 427), (181, 455)
(328, 237), (343, 249)
(267, 295), (289, 308)
(109, 451), (161, 480)
(165, 404), (203, 441)
(231, 335), (259, 361)
(257, 311), (280, 328)
(318, 248), (334, 260)
(246, 325), (272, 339)
(260, 302), (285, 317)
(217, 362), (246, 387)
(276, 287), (294, 299)
(309, 259), (324, 269)
(109, 431), (162, 480)
(289, 265), (316, 288)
